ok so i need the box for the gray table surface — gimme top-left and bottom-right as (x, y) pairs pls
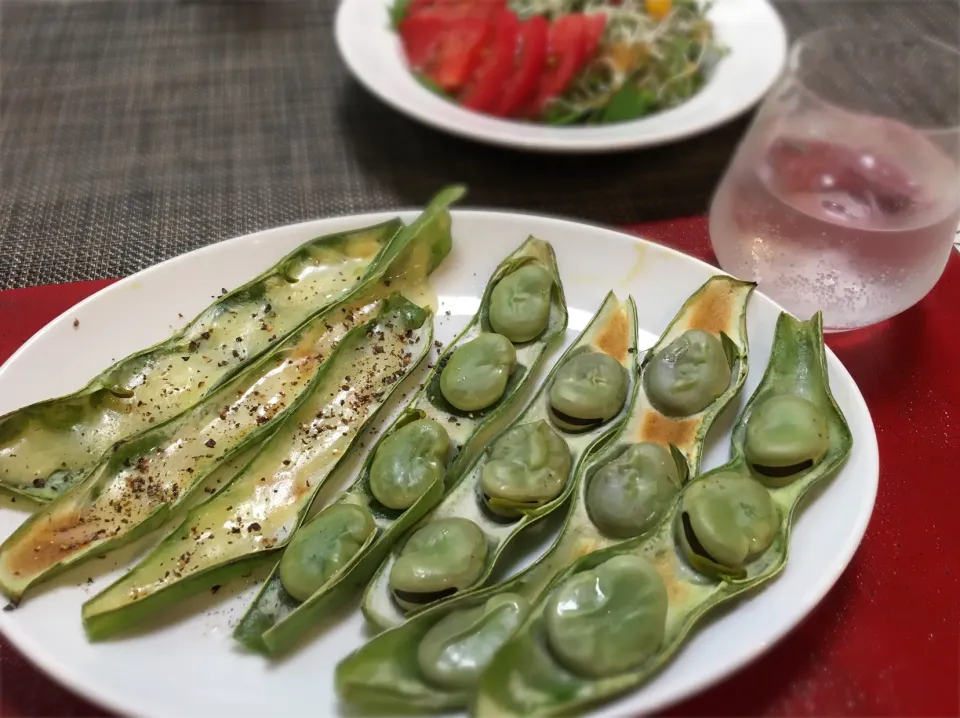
(1, 0), (958, 289)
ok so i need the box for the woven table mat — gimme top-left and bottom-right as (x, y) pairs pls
(1, 0), (959, 289)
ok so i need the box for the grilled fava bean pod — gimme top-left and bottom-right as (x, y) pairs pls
(360, 292), (638, 631)
(474, 312), (853, 717)
(333, 275), (754, 712)
(0, 219), (406, 502)
(81, 296), (433, 639)
(0, 186), (462, 604)
(232, 238), (567, 655)
(337, 590), (532, 712)
(541, 275), (754, 564)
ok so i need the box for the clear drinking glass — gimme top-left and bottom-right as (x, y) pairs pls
(709, 28), (960, 331)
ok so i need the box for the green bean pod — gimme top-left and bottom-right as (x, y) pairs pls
(0, 219), (407, 502)
(333, 274), (755, 712)
(231, 237), (568, 656)
(0, 186), (462, 604)
(360, 291), (639, 631)
(474, 312), (853, 717)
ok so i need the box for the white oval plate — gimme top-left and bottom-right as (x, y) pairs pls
(0, 210), (877, 718)
(335, 0), (788, 152)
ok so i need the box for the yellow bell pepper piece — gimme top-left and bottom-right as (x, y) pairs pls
(645, 0), (672, 20)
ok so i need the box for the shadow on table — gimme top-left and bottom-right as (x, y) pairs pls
(337, 82), (753, 225)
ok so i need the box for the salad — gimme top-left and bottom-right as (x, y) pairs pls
(393, 0), (724, 124)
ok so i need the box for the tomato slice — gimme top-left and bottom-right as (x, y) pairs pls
(581, 12), (607, 62)
(415, 17), (493, 92)
(405, 0), (505, 22)
(533, 13), (587, 113)
(459, 10), (521, 113)
(496, 16), (549, 117)
(398, 15), (448, 70)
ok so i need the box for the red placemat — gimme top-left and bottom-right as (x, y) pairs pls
(1, 218), (958, 718)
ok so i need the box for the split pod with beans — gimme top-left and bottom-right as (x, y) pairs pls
(332, 274), (755, 712)
(231, 236), (568, 655)
(359, 291), (640, 631)
(473, 311), (853, 717)
(81, 294), (435, 640)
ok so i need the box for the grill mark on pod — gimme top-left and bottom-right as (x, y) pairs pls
(342, 232), (386, 261)
(593, 308), (629, 362)
(573, 538), (603, 560)
(652, 547), (692, 605)
(687, 281), (736, 336)
(2, 506), (100, 578)
(638, 411), (697, 451)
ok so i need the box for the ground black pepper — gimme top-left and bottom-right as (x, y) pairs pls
(29, 307), (427, 593)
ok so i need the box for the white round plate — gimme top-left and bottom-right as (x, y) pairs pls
(0, 210), (877, 718)
(335, 0), (788, 152)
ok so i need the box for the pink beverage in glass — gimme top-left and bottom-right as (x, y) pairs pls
(709, 28), (960, 331)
